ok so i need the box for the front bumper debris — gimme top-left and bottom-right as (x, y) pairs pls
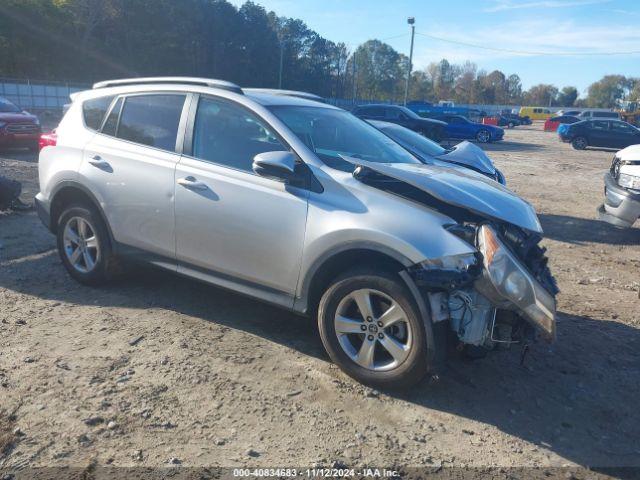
(598, 173), (640, 228)
(475, 224), (557, 341)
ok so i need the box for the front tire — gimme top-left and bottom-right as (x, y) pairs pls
(476, 129), (491, 143)
(317, 268), (429, 389)
(56, 205), (120, 285)
(572, 136), (587, 150)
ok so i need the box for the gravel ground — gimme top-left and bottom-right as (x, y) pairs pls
(0, 125), (639, 474)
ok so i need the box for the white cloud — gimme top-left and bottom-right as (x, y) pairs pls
(485, 0), (611, 12)
(409, 18), (640, 68)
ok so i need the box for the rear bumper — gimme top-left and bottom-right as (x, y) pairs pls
(0, 131), (40, 147)
(598, 173), (640, 227)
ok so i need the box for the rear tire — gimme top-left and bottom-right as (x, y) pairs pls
(317, 268), (429, 389)
(572, 136), (587, 150)
(56, 204), (120, 285)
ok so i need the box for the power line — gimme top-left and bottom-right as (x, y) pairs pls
(343, 33), (409, 48)
(415, 31), (640, 56)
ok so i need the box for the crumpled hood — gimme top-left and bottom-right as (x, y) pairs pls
(616, 143), (640, 161)
(344, 157), (542, 233)
(435, 141), (496, 174)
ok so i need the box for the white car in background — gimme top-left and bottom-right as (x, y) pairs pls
(598, 144), (640, 228)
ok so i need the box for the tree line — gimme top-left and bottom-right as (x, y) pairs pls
(1, 0), (638, 108)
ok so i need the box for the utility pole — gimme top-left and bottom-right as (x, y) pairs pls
(403, 17), (415, 106)
(278, 40), (285, 89)
(352, 50), (357, 104)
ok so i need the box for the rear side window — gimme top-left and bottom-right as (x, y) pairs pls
(359, 106), (384, 117)
(83, 96), (115, 131)
(116, 94), (186, 151)
(594, 112), (618, 118)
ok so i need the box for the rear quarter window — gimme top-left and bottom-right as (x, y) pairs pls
(82, 95), (115, 131)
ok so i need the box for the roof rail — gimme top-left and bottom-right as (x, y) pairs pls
(244, 88), (325, 103)
(92, 77), (243, 94)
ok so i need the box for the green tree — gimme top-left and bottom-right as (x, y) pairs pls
(557, 86), (578, 107)
(585, 75), (630, 108)
(506, 74), (522, 104)
(350, 40), (403, 101)
(524, 84), (558, 106)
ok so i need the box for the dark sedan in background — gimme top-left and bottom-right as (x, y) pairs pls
(369, 120), (506, 184)
(352, 104), (447, 141)
(0, 97), (41, 151)
(558, 119), (640, 150)
(433, 114), (504, 143)
(501, 112), (531, 125)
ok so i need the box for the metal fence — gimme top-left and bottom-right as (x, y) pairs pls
(0, 77), (89, 111)
(0, 77), (525, 116)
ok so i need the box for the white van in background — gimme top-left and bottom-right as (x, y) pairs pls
(579, 110), (621, 120)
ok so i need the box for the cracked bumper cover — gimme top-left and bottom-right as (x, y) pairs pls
(598, 172), (640, 228)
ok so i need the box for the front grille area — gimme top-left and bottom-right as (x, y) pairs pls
(6, 123), (40, 134)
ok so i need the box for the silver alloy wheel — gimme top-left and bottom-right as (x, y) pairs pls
(574, 137), (587, 149)
(334, 288), (412, 372)
(63, 217), (100, 273)
(477, 130), (491, 143)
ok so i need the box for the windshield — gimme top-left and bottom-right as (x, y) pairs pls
(268, 105), (420, 171)
(0, 98), (21, 113)
(379, 124), (446, 158)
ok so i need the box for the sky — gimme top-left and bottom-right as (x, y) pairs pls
(228, 0), (640, 96)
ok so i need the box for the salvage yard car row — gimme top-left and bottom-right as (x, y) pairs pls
(3, 81), (637, 390)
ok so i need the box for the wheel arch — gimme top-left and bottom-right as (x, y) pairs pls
(296, 245), (409, 315)
(49, 181), (115, 247)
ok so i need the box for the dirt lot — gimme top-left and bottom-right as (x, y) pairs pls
(0, 125), (639, 474)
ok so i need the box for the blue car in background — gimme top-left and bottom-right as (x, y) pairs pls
(433, 114), (504, 143)
(369, 120), (506, 185)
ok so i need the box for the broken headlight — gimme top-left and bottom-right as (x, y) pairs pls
(476, 224), (556, 341)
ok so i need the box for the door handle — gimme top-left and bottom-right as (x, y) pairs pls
(88, 155), (112, 170)
(177, 176), (208, 191)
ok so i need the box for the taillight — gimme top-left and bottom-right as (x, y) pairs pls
(39, 131), (57, 151)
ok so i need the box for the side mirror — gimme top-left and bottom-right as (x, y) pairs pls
(252, 151), (296, 181)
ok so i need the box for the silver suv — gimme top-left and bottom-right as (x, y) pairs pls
(36, 77), (558, 388)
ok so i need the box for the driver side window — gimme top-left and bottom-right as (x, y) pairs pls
(192, 97), (286, 173)
(386, 108), (407, 120)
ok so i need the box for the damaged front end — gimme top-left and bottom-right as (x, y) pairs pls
(410, 222), (558, 352)
(344, 156), (559, 354)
